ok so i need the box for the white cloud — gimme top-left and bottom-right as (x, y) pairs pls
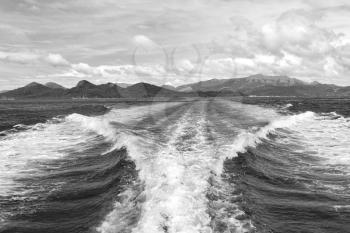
(234, 58), (255, 67)
(71, 63), (94, 74)
(0, 50), (70, 68)
(133, 35), (159, 49)
(46, 53), (70, 66)
(254, 54), (276, 65)
(202, 8), (350, 84)
(261, 9), (340, 58)
(66, 62), (168, 83)
(324, 57), (343, 76)
(0, 51), (39, 64)
(175, 59), (195, 72)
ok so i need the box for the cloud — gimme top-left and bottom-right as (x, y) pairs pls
(68, 62), (166, 81)
(261, 9), (339, 58)
(0, 51), (39, 64)
(46, 53), (70, 66)
(133, 35), (159, 49)
(0, 24), (29, 43)
(259, 9), (349, 82)
(0, 50), (71, 67)
(71, 63), (94, 74)
(201, 8), (350, 84)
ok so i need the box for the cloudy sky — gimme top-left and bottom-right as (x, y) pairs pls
(1, 0), (350, 89)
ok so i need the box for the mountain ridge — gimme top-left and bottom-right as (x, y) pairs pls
(1, 74), (350, 99)
(45, 82), (66, 90)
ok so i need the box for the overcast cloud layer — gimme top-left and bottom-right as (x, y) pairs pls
(1, 0), (350, 89)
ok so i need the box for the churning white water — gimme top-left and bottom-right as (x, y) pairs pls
(2, 100), (350, 232)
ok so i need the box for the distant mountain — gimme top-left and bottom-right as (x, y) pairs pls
(176, 78), (229, 92)
(45, 82), (66, 89)
(1, 82), (64, 98)
(62, 81), (183, 98)
(63, 81), (123, 98)
(176, 74), (308, 92)
(1, 75), (350, 99)
(120, 83), (181, 98)
(173, 74), (345, 97)
(64, 81), (181, 98)
(244, 74), (308, 86)
(0, 80), (184, 99)
(245, 84), (339, 97)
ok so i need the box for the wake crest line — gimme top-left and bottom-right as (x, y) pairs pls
(219, 111), (315, 169)
(65, 109), (316, 172)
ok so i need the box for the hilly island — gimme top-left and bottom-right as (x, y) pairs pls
(2, 74), (350, 99)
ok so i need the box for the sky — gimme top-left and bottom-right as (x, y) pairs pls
(0, 0), (350, 89)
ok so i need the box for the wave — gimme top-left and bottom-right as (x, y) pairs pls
(0, 102), (184, 198)
(65, 102), (185, 142)
(0, 116), (108, 197)
(97, 103), (318, 233)
(226, 109), (350, 170)
(228, 110), (350, 232)
(282, 111), (350, 170)
(66, 113), (118, 142)
(211, 111), (315, 175)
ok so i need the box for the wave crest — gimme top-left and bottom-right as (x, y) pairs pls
(66, 113), (117, 141)
(220, 111), (315, 169)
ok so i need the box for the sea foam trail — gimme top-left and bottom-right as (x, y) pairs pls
(97, 100), (318, 233)
(0, 102), (183, 198)
(98, 102), (215, 233)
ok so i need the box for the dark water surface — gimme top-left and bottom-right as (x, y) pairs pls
(0, 98), (349, 233)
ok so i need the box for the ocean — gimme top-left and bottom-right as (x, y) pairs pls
(0, 98), (349, 233)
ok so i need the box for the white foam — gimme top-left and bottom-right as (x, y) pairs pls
(66, 113), (117, 141)
(0, 119), (99, 196)
(282, 103), (293, 109)
(96, 184), (143, 233)
(219, 100), (281, 122)
(278, 112), (350, 171)
(98, 103), (214, 233)
(98, 101), (287, 233)
(211, 111), (316, 174)
(107, 102), (184, 125)
(0, 102), (183, 197)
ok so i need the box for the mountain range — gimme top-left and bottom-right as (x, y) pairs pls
(1, 74), (350, 99)
(0, 80), (184, 99)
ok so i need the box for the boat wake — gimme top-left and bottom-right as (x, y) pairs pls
(1, 100), (350, 233)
